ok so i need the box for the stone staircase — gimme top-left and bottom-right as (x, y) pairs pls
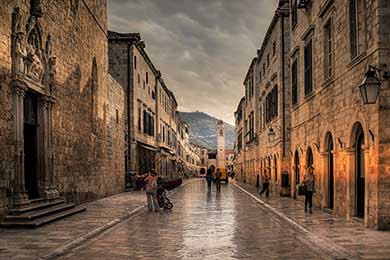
(0, 198), (86, 228)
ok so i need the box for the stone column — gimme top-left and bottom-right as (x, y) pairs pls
(12, 80), (29, 206)
(320, 151), (328, 209)
(345, 147), (355, 220)
(39, 96), (51, 198)
(47, 97), (59, 199)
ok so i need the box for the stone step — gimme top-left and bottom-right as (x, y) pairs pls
(0, 207), (86, 228)
(5, 203), (76, 222)
(8, 199), (65, 215)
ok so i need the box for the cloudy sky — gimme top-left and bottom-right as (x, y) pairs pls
(108, 0), (278, 124)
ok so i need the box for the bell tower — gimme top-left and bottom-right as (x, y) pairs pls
(216, 120), (225, 170)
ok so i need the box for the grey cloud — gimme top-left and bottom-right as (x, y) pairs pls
(108, 0), (278, 124)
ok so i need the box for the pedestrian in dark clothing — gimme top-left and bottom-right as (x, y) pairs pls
(259, 174), (270, 197)
(215, 168), (222, 192)
(303, 166), (315, 214)
(206, 166), (214, 190)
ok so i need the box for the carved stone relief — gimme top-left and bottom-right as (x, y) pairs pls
(11, 4), (56, 93)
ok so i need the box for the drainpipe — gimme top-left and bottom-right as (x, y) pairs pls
(127, 44), (132, 173)
(279, 8), (287, 158)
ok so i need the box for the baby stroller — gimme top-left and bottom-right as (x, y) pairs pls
(156, 178), (182, 210)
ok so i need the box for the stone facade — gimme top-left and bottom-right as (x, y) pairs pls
(0, 0), (125, 217)
(234, 0), (390, 229)
(108, 31), (201, 180)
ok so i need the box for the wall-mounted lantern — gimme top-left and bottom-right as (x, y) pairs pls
(359, 66), (383, 104)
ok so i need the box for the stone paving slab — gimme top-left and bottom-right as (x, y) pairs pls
(0, 179), (194, 260)
(60, 179), (339, 260)
(235, 181), (390, 260)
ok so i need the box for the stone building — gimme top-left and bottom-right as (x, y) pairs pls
(225, 149), (235, 173)
(255, 1), (291, 195)
(233, 97), (245, 181)
(0, 0), (125, 223)
(287, 0), (390, 229)
(242, 59), (258, 185)
(108, 31), (198, 180)
(234, 0), (390, 229)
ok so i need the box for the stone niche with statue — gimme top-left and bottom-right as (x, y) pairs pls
(10, 0), (59, 207)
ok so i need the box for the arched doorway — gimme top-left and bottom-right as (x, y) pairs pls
(325, 132), (334, 209)
(294, 151), (300, 184)
(355, 125), (365, 218)
(24, 91), (39, 199)
(306, 147), (313, 168)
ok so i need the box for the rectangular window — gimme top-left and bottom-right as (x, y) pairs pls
(137, 74), (140, 84)
(273, 85), (278, 117)
(143, 110), (147, 134)
(304, 39), (313, 96)
(138, 104), (142, 131)
(265, 85), (278, 123)
(324, 20), (332, 79)
(349, 0), (358, 59)
(134, 56), (137, 70)
(237, 132), (242, 152)
(146, 72), (149, 84)
(116, 109), (119, 125)
(291, 59), (298, 105)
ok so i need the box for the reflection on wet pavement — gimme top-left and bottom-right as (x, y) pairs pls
(64, 179), (323, 260)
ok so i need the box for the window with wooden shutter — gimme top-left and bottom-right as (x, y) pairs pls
(349, 0), (358, 59)
(292, 59), (298, 105)
(304, 39), (313, 96)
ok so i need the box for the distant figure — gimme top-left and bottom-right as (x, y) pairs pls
(303, 166), (315, 214)
(206, 166), (214, 190)
(144, 169), (159, 212)
(259, 174), (270, 198)
(215, 168), (222, 192)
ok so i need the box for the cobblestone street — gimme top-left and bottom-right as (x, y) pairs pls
(59, 179), (371, 260)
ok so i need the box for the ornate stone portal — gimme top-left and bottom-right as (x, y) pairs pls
(11, 1), (58, 207)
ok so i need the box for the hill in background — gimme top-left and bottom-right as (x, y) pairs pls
(179, 111), (234, 150)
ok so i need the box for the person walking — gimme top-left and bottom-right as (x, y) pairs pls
(144, 169), (159, 212)
(206, 166), (214, 190)
(303, 166), (315, 214)
(259, 173), (270, 197)
(215, 168), (222, 192)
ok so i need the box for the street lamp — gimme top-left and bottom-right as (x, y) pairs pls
(268, 127), (276, 143)
(359, 66), (382, 104)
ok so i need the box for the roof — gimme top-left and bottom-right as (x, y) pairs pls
(243, 57), (257, 85)
(108, 31), (141, 42)
(256, 0), (289, 64)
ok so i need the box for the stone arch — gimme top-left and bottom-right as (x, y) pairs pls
(349, 121), (368, 149)
(351, 122), (366, 218)
(324, 131), (335, 209)
(294, 150), (300, 185)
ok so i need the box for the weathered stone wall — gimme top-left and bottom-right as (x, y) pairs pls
(0, 0), (124, 216)
(288, 0), (383, 228)
(235, 0), (389, 229)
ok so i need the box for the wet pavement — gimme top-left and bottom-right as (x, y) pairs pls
(62, 179), (331, 260)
